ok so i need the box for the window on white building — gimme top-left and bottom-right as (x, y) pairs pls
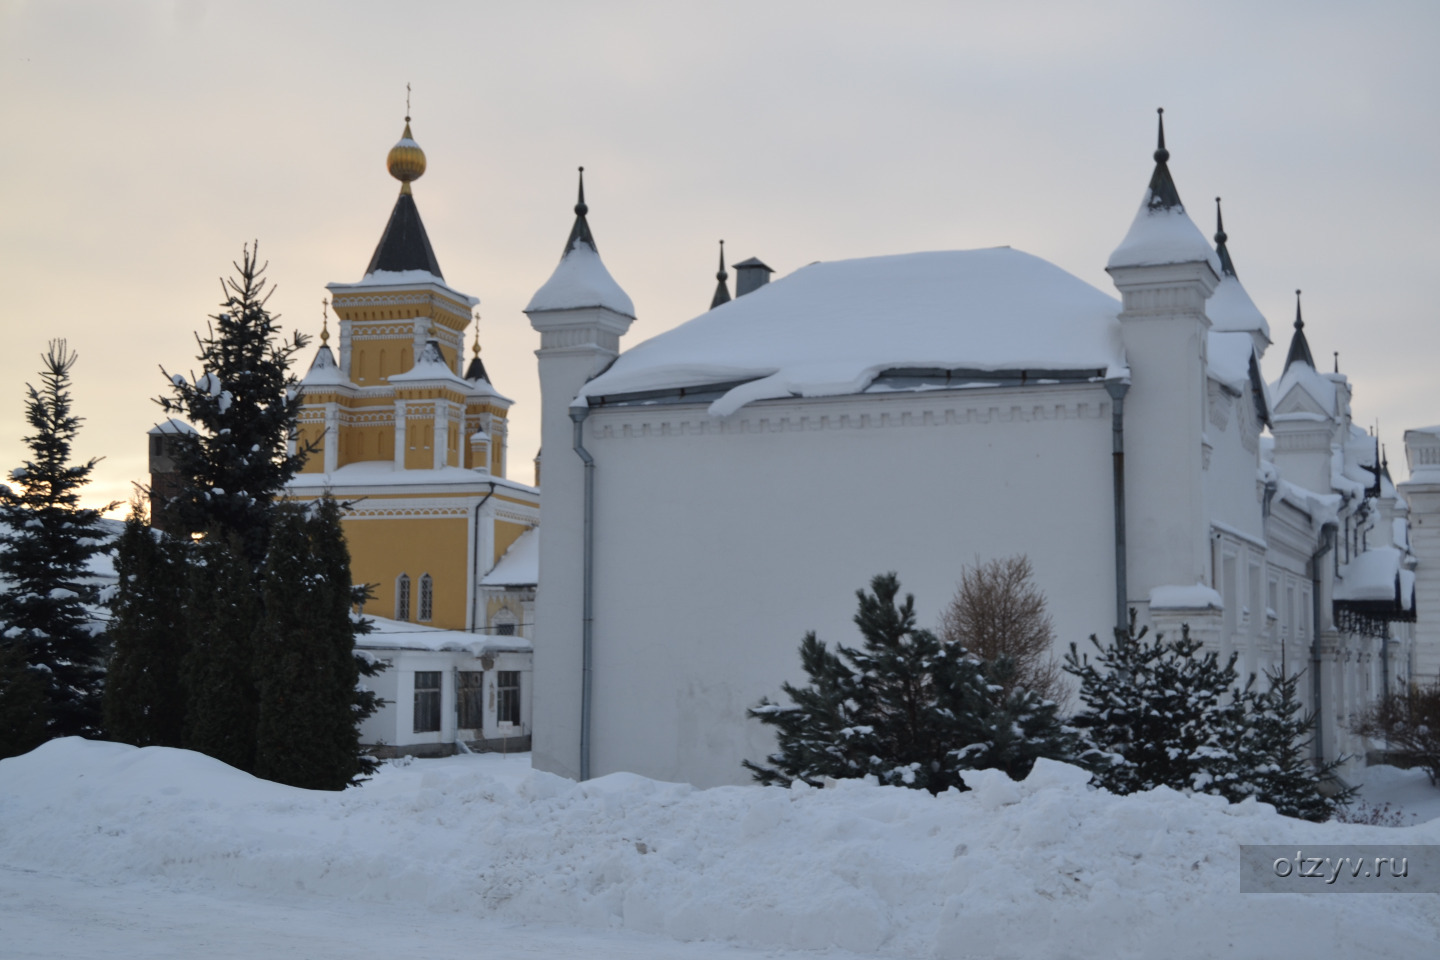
(457, 671), (484, 730)
(413, 671), (441, 733)
(496, 671), (521, 726)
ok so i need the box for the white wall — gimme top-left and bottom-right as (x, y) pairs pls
(579, 383), (1117, 787)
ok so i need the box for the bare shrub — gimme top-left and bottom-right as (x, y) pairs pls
(1353, 680), (1440, 787)
(938, 555), (1067, 707)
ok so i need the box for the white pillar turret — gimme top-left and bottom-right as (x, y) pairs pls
(525, 169), (635, 781)
(1105, 110), (1222, 634)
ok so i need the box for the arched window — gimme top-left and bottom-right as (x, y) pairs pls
(418, 574), (433, 622)
(396, 574), (411, 621)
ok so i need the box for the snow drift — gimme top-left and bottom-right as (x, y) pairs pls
(2, 739), (1437, 959)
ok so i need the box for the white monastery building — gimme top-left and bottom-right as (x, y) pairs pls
(526, 113), (1440, 789)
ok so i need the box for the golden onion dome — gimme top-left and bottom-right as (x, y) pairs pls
(386, 119), (427, 194)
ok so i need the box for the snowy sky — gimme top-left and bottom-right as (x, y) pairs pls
(2, 0), (1437, 513)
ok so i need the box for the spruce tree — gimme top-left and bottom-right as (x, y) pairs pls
(1238, 669), (1349, 821)
(1065, 613), (1249, 798)
(103, 508), (189, 747)
(181, 533), (260, 772)
(0, 640), (47, 757)
(254, 499), (381, 789)
(745, 573), (1088, 792)
(0, 340), (115, 751)
(156, 244), (309, 563)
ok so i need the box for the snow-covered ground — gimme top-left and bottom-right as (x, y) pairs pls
(2, 739), (1437, 960)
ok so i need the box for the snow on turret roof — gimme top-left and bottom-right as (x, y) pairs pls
(1106, 111), (1220, 273)
(148, 418), (197, 435)
(480, 526), (538, 587)
(1207, 274), (1270, 342)
(1108, 204), (1220, 272)
(1272, 358), (1336, 415)
(525, 238), (636, 317)
(301, 344), (347, 387)
(1334, 546), (1407, 604)
(578, 247), (1124, 417)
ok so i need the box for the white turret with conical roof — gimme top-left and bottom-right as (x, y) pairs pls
(527, 169), (635, 781)
(1106, 110), (1223, 641)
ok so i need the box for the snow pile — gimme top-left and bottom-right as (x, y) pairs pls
(579, 248), (1124, 417)
(3, 740), (1438, 958)
(527, 240), (636, 318)
(1206, 331), (1256, 394)
(1334, 546), (1405, 604)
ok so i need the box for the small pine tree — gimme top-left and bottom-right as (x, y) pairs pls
(1065, 613), (1249, 798)
(0, 340), (116, 750)
(103, 507), (189, 747)
(745, 573), (1088, 792)
(254, 499), (382, 789)
(1238, 668), (1349, 821)
(156, 244), (309, 564)
(181, 534), (260, 772)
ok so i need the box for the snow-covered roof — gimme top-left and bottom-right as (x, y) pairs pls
(301, 345), (346, 387)
(1334, 546), (1412, 610)
(358, 615), (531, 655)
(148, 418), (197, 436)
(481, 527), (538, 587)
(526, 238), (636, 318)
(578, 247), (1125, 417)
(1107, 202), (1221, 273)
(388, 339), (467, 387)
(358, 268), (443, 286)
(1271, 359), (1336, 415)
(1206, 274), (1271, 344)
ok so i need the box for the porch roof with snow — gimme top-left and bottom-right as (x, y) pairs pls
(577, 247), (1126, 417)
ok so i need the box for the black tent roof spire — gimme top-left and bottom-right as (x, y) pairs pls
(1213, 197), (1237, 278)
(1284, 289), (1316, 371)
(563, 166), (598, 257)
(710, 239), (732, 309)
(1145, 108), (1184, 212)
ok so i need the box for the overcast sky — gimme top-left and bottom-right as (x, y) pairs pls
(2, 0), (1437, 513)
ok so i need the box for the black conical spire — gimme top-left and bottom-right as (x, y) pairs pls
(1284, 289), (1315, 371)
(366, 192), (444, 277)
(710, 239), (732, 309)
(1145, 108), (1184, 212)
(1213, 197), (1237, 278)
(563, 166), (597, 257)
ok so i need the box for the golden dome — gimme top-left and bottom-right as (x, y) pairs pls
(386, 119), (426, 194)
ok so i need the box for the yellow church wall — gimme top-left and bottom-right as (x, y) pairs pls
(298, 421), (325, 472)
(343, 514), (471, 629)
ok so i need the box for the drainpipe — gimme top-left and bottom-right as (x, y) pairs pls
(469, 483), (497, 633)
(1104, 379), (1130, 633)
(1310, 521), (1337, 764)
(570, 405), (595, 782)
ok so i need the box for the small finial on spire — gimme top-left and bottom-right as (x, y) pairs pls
(320, 298), (330, 345)
(1334, 351), (1339, 374)
(575, 166), (587, 217)
(716, 239), (727, 282)
(405, 82), (411, 123)
(1295, 289), (1304, 331)
(472, 310), (481, 356)
(1213, 197), (1226, 244)
(1154, 107), (1169, 163)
